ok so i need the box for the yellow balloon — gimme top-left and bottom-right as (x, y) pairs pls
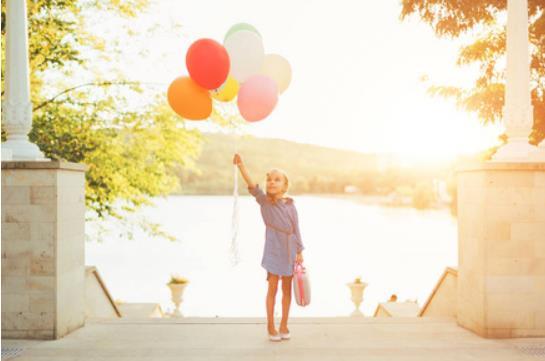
(211, 76), (239, 102)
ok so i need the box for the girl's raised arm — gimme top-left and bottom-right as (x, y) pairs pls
(233, 153), (256, 188)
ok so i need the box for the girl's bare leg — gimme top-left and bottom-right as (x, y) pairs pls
(266, 272), (279, 335)
(279, 275), (293, 333)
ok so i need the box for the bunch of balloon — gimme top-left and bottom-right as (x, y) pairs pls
(167, 23), (292, 123)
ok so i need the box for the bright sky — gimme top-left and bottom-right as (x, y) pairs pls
(83, 0), (505, 163)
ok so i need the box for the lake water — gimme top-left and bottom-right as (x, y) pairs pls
(85, 195), (458, 317)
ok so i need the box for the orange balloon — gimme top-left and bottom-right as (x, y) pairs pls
(167, 76), (212, 120)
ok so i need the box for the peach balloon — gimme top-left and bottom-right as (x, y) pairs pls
(262, 54), (292, 94)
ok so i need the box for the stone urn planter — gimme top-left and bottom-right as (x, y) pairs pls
(167, 275), (189, 318)
(347, 277), (367, 317)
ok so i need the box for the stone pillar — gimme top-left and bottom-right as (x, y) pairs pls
(2, 161), (86, 339)
(492, 0), (538, 161)
(1, 0), (46, 161)
(456, 162), (545, 338)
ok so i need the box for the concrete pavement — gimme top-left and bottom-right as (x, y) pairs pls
(2, 317), (544, 360)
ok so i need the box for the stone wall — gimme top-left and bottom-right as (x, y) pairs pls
(85, 266), (121, 319)
(419, 268), (457, 318)
(1, 161), (86, 339)
(457, 162), (545, 338)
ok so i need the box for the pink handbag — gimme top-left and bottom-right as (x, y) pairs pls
(293, 261), (311, 307)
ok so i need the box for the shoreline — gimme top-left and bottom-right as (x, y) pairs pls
(168, 192), (454, 211)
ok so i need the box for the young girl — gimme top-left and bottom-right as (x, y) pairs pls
(233, 153), (305, 342)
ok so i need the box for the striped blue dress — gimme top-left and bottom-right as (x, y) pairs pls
(248, 184), (305, 277)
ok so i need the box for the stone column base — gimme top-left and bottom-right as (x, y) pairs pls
(456, 161), (545, 338)
(2, 160), (87, 339)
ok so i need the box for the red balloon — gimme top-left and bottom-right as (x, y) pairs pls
(186, 39), (230, 90)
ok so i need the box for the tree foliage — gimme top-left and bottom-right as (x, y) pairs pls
(401, 0), (545, 145)
(2, 0), (202, 229)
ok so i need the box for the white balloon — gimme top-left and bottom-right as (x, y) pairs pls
(224, 30), (265, 83)
(262, 54), (292, 93)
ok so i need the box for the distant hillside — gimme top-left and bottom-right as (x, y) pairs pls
(173, 132), (459, 196)
(174, 132), (385, 195)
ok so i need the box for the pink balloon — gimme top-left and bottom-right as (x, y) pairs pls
(237, 75), (278, 122)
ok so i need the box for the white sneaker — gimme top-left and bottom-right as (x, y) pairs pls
(269, 333), (281, 342)
(279, 332), (290, 340)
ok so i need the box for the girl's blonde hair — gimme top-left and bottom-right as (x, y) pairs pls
(266, 168), (289, 194)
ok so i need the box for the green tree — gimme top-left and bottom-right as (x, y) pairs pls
(401, 0), (545, 146)
(2, 0), (203, 239)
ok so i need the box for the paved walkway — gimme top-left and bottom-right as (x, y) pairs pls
(2, 317), (545, 360)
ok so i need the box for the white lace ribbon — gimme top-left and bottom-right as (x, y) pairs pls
(230, 138), (240, 265)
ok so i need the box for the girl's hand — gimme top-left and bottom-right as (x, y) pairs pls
(233, 153), (255, 187)
(233, 153), (243, 166)
(295, 252), (304, 264)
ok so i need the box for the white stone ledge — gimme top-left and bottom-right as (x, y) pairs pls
(1, 160), (87, 171)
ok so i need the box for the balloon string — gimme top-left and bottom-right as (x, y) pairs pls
(230, 125), (240, 266)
